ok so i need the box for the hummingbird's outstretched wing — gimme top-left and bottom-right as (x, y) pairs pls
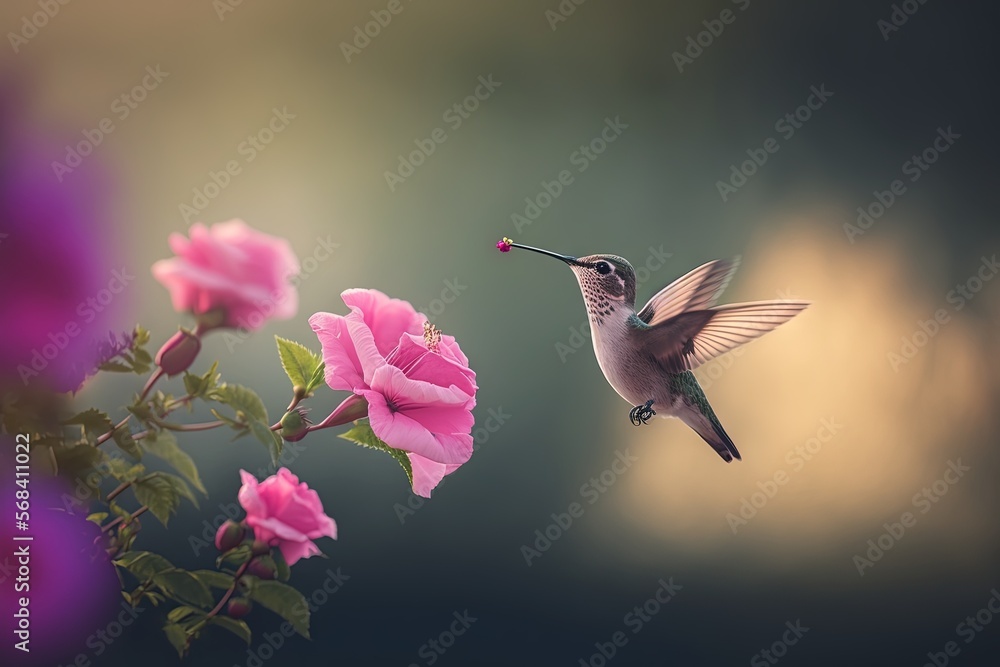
(637, 300), (810, 374)
(636, 257), (741, 327)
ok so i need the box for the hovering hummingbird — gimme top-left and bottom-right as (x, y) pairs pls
(496, 237), (808, 462)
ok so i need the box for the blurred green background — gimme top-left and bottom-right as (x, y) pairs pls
(4, 0), (999, 664)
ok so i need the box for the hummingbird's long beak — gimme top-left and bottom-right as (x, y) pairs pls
(508, 242), (587, 267)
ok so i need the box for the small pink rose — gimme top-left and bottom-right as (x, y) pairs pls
(152, 219), (300, 331)
(237, 468), (337, 566)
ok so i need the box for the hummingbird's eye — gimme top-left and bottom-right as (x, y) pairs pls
(594, 261), (612, 275)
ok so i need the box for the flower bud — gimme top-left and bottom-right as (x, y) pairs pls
(250, 540), (271, 557)
(214, 520), (245, 552)
(279, 408), (311, 442)
(227, 597), (252, 619)
(247, 556), (278, 580)
(154, 328), (201, 376)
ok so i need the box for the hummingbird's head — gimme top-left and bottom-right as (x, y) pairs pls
(498, 239), (636, 324)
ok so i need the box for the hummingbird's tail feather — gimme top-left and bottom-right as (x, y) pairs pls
(679, 407), (742, 462)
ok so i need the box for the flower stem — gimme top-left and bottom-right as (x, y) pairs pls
(105, 481), (132, 503)
(102, 505), (149, 533)
(309, 394), (368, 432)
(152, 418), (226, 432)
(138, 367), (166, 403)
(189, 560), (252, 633)
(95, 416), (131, 446)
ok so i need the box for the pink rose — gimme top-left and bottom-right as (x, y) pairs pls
(237, 468), (337, 566)
(309, 289), (478, 497)
(152, 219), (300, 331)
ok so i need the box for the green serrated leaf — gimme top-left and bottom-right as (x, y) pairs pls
(249, 579), (311, 638)
(193, 569), (235, 590)
(64, 408), (114, 443)
(133, 474), (181, 526)
(211, 616), (252, 645)
(182, 361), (220, 399)
(275, 336), (324, 393)
(339, 422), (413, 486)
(153, 569), (214, 608)
(141, 431), (206, 495)
(105, 457), (145, 483)
(116, 551), (175, 582)
(250, 421), (282, 466)
(306, 363), (326, 396)
(160, 472), (198, 509)
(112, 428), (142, 460)
(163, 622), (189, 658)
(211, 384), (268, 422)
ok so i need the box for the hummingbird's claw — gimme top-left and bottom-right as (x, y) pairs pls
(629, 400), (656, 426)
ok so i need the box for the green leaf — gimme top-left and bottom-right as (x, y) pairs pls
(112, 427), (142, 460)
(249, 579), (311, 638)
(307, 364), (326, 396)
(116, 551), (175, 582)
(275, 336), (324, 394)
(105, 457), (145, 483)
(272, 548), (291, 582)
(250, 420), (282, 466)
(193, 569), (235, 590)
(64, 408), (114, 443)
(182, 361), (220, 399)
(161, 472), (199, 509)
(167, 605), (203, 624)
(211, 383), (268, 422)
(141, 432), (207, 495)
(99, 360), (133, 373)
(163, 622), (189, 658)
(86, 512), (109, 524)
(153, 568), (214, 608)
(339, 422), (413, 486)
(211, 616), (252, 645)
(133, 474), (181, 526)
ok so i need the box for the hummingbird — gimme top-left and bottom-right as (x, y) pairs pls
(496, 237), (809, 462)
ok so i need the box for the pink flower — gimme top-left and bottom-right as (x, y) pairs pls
(237, 468), (337, 566)
(309, 289), (478, 497)
(151, 219), (300, 331)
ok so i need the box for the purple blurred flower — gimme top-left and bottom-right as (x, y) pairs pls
(0, 444), (120, 666)
(0, 81), (126, 393)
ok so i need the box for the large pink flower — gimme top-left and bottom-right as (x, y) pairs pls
(152, 219), (299, 331)
(309, 289), (478, 497)
(237, 468), (337, 566)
